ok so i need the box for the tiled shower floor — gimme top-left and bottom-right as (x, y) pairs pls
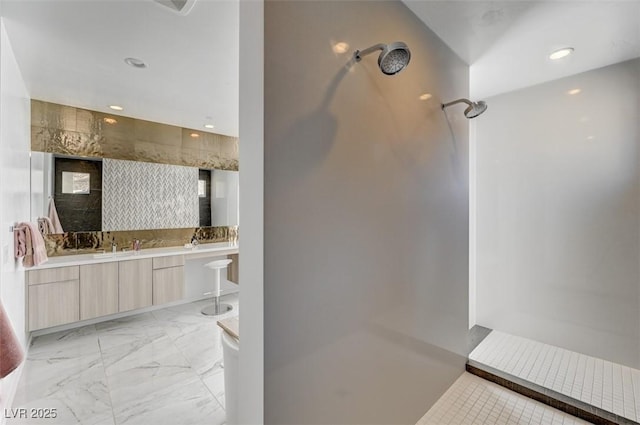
(8, 295), (238, 425)
(469, 330), (640, 424)
(417, 372), (590, 425)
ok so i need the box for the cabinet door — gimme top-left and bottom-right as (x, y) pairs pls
(227, 254), (239, 284)
(80, 263), (119, 320)
(28, 280), (79, 331)
(118, 258), (153, 312)
(153, 266), (185, 305)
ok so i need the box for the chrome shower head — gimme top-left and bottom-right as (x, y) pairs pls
(442, 98), (488, 119)
(354, 42), (411, 75)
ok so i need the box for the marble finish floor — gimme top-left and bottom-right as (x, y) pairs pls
(8, 295), (238, 425)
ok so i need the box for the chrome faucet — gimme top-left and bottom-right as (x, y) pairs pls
(111, 242), (117, 253)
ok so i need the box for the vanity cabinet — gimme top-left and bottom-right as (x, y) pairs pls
(118, 258), (153, 312)
(27, 266), (80, 331)
(79, 263), (118, 320)
(152, 255), (185, 305)
(26, 245), (237, 332)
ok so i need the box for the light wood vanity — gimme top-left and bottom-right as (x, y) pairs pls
(26, 243), (238, 331)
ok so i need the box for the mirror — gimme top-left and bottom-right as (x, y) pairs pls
(31, 152), (239, 233)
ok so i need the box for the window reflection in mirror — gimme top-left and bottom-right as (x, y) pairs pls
(61, 172), (90, 194)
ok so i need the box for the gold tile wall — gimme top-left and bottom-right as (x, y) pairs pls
(31, 100), (239, 171)
(44, 226), (238, 257)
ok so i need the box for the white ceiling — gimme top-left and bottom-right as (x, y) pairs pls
(1, 1), (637, 134)
(404, 0), (640, 100)
(1, 0), (239, 137)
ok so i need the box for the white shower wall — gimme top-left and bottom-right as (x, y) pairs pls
(474, 58), (640, 368)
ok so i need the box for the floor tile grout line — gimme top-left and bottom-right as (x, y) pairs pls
(98, 335), (118, 425)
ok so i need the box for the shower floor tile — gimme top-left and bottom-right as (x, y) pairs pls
(469, 330), (640, 424)
(417, 372), (590, 425)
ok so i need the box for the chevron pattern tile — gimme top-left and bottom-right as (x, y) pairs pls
(103, 159), (199, 231)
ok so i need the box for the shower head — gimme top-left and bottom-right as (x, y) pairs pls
(442, 98), (488, 119)
(354, 42), (411, 75)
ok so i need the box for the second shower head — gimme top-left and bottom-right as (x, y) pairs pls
(442, 98), (488, 119)
(354, 42), (411, 75)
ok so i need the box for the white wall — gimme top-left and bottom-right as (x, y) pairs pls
(211, 170), (239, 226)
(475, 58), (640, 368)
(264, 1), (470, 423)
(237, 0), (263, 423)
(0, 17), (31, 413)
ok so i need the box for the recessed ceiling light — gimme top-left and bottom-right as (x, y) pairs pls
(124, 57), (147, 69)
(204, 124), (215, 129)
(103, 117), (118, 125)
(549, 47), (574, 60)
(190, 133), (200, 138)
(109, 105), (123, 111)
(332, 42), (349, 54)
(567, 88), (581, 95)
(419, 93), (432, 101)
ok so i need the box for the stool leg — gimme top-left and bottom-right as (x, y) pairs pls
(202, 268), (233, 316)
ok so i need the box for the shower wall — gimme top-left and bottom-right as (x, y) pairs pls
(265, 1), (470, 423)
(475, 58), (640, 368)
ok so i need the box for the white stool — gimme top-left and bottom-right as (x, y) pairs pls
(202, 259), (233, 316)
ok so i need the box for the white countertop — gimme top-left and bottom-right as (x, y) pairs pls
(30, 242), (239, 270)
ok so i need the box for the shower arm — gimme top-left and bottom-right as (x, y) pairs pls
(442, 98), (473, 109)
(354, 44), (385, 61)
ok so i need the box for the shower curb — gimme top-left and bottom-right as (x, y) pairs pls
(466, 361), (638, 425)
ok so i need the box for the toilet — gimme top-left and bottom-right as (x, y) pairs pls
(202, 258), (233, 316)
(221, 330), (239, 425)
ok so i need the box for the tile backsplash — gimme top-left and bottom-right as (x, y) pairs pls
(44, 226), (238, 257)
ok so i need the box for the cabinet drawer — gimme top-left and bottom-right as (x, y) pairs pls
(153, 255), (185, 269)
(28, 280), (79, 331)
(28, 266), (79, 285)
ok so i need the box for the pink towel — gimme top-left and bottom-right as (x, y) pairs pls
(15, 222), (48, 267)
(37, 216), (55, 235)
(48, 198), (64, 233)
(0, 301), (24, 378)
(14, 227), (27, 258)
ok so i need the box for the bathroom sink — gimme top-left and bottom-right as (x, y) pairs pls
(92, 251), (138, 259)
